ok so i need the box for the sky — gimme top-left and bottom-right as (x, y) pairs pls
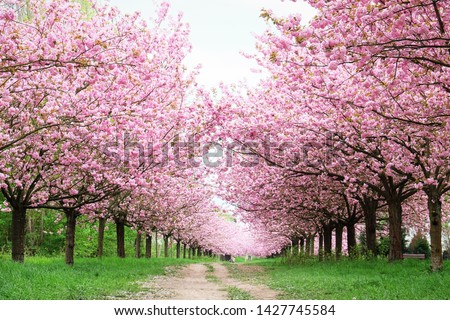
(107, 0), (316, 88)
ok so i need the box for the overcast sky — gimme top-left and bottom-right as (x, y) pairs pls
(107, 0), (316, 87)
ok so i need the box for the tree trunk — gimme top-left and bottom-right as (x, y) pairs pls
(145, 234), (152, 258)
(163, 235), (169, 258)
(318, 232), (324, 261)
(155, 231), (159, 257)
(197, 247), (202, 257)
(64, 209), (78, 266)
(362, 198), (378, 255)
(116, 219), (125, 258)
(300, 237), (305, 254)
(97, 217), (106, 258)
(176, 240), (181, 259)
(11, 204), (27, 263)
(387, 199), (403, 261)
(347, 223), (356, 257)
(135, 232), (142, 258)
(335, 223), (343, 259)
(183, 243), (187, 259)
(427, 190), (443, 271)
(188, 246), (192, 259)
(305, 236), (311, 257)
(290, 237), (299, 255)
(310, 235), (315, 256)
(323, 223), (333, 258)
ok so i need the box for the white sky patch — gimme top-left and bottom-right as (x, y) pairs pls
(107, 0), (316, 88)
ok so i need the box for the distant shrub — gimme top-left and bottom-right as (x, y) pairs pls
(408, 232), (431, 258)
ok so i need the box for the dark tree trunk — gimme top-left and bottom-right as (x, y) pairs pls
(346, 223), (357, 257)
(163, 235), (169, 258)
(145, 234), (152, 258)
(427, 189), (443, 271)
(64, 209), (78, 266)
(176, 240), (181, 259)
(135, 232), (142, 258)
(97, 217), (106, 258)
(11, 204), (27, 263)
(335, 223), (343, 259)
(318, 232), (324, 261)
(323, 223), (333, 258)
(362, 197), (378, 255)
(116, 219), (125, 258)
(183, 243), (187, 259)
(155, 231), (159, 257)
(387, 199), (403, 261)
(188, 246), (192, 259)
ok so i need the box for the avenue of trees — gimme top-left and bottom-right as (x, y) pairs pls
(1, 0), (450, 272)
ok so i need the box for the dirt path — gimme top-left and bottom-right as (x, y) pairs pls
(211, 263), (278, 300)
(138, 263), (279, 300)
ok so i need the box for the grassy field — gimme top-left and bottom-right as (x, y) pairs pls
(228, 258), (450, 300)
(0, 256), (193, 300)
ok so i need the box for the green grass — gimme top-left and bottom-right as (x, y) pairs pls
(240, 258), (450, 300)
(227, 286), (253, 300)
(204, 263), (220, 283)
(0, 255), (192, 299)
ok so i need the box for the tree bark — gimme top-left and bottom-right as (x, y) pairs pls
(305, 236), (311, 257)
(64, 209), (78, 266)
(387, 199), (403, 261)
(362, 197), (378, 255)
(135, 232), (142, 258)
(347, 223), (357, 257)
(335, 223), (343, 259)
(188, 246), (192, 259)
(300, 237), (305, 254)
(310, 235), (315, 256)
(183, 243), (187, 259)
(155, 231), (159, 258)
(318, 232), (324, 261)
(427, 189), (443, 271)
(176, 240), (181, 259)
(11, 204), (27, 263)
(323, 223), (333, 258)
(97, 217), (106, 258)
(145, 234), (152, 258)
(116, 219), (125, 258)
(163, 235), (169, 258)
